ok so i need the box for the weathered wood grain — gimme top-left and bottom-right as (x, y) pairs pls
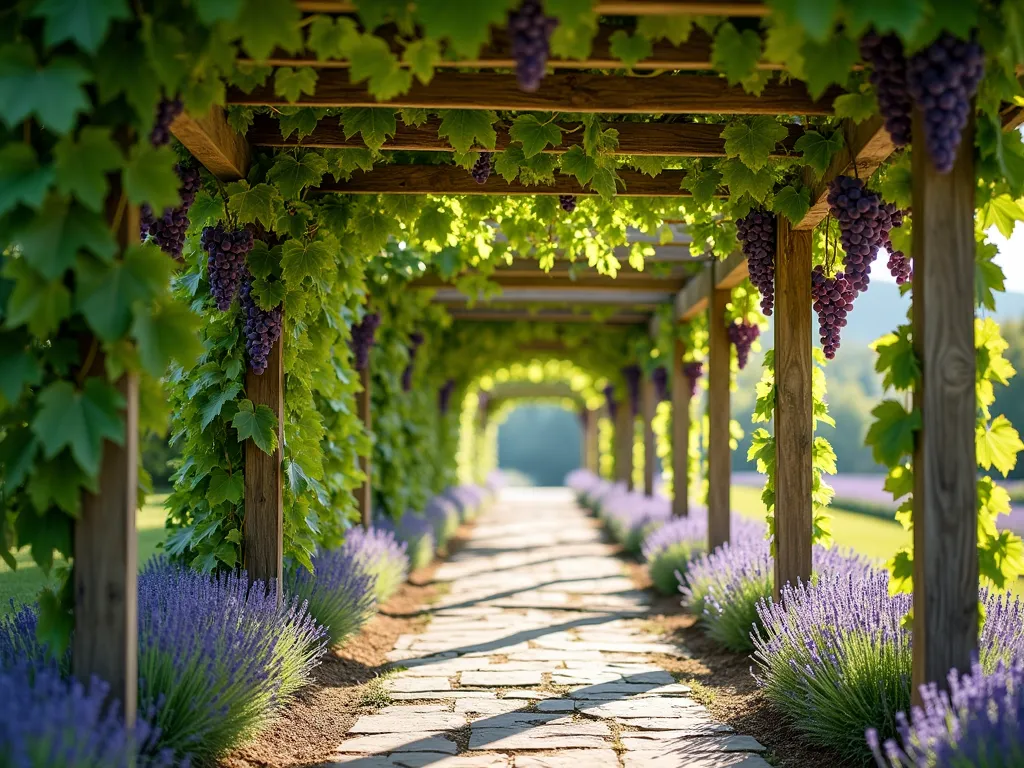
(294, 1), (769, 16)
(615, 398), (635, 490)
(357, 365), (373, 528)
(671, 337), (690, 517)
(707, 283), (731, 549)
(642, 377), (657, 497)
(170, 107), (251, 181)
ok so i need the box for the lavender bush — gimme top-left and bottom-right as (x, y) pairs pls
(285, 548), (377, 647)
(377, 513), (436, 571)
(137, 560), (327, 761)
(0, 602), (61, 672)
(424, 496), (461, 550)
(342, 525), (409, 603)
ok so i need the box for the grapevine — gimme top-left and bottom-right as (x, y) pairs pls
(559, 195), (577, 213)
(736, 209), (776, 316)
(652, 366), (668, 402)
(239, 268), (284, 375)
(683, 362), (703, 399)
(351, 312), (381, 371)
(141, 164), (201, 261)
(621, 365), (642, 416)
(402, 332), (425, 392)
(439, 379), (456, 414)
(728, 320), (760, 370)
(603, 384), (618, 420)
(149, 96), (183, 146)
(508, 0), (557, 92)
(860, 33), (912, 147)
(201, 223), (254, 311)
(471, 152), (492, 184)
(811, 265), (854, 360)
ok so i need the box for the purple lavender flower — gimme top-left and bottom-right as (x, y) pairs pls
(376, 512), (436, 571)
(443, 485), (487, 522)
(342, 525), (409, 603)
(0, 602), (64, 673)
(603, 385), (618, 421)
(285, 548), (378, 647)
(423, 496), (461, 548)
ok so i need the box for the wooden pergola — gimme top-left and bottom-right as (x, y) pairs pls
(74, 0), (1023, 720)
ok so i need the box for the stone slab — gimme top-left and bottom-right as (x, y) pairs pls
(349, 713), (466, 733)
(388, 677), (453, 693)
(535, 699), (576, 713)
(514, 750), (621, 768)
(567, 683), (693, 698)
(621, 733), (766, 753)
(453, 698), (523, 716)
(328, 755), (510, 768)
(460, 670), (545, 687)
(335, 733), (457, 755)
(579, 698), (704, 719)
(622, 754), (772, 768)
(468, 724), (611, 751)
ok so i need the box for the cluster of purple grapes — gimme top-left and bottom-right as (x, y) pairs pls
(621, 365), (642, 417)
(351, 312), (381, 371)
(508, 0), (558, 92)
(149, 97), (183, 147)
(239, 268), (284, 375)
(438, 379), (456, 414)
(860, 33), (912, 147)
(651, 367), (668, 402)
(471, 152), (492, 184)
(559, 194), (577, 213)
(881, 206), (912, 284)
(683, 362), (703, 399)
(402, 332), (425, 392)
(140, 164), (201, 260)
(736, 209), (776, 316)
(727, 320), (760, 370)
(603, 384), (618, 420)
(201, 223), (254, 311)
(907, 33), (985, 173)
(826, 176), (896, 295)
(811, 266), (854, 360)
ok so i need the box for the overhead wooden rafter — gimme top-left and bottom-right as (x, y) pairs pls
(447, 308), (652, 324)
(675, 249), (747, 320)
(414, 272), (686, 291)
(431, 285), (676, 307)
(228, 71), (842, 114)
(170, 108), (250, 181)
(427, 258), (693, 280)
(293, 1), (769, 16)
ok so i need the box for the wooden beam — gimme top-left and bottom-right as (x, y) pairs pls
(910, 110), (978, 694)
(671, 336), (690, 517)
(714, 249), (749, 289)
(315, 165), (713, 197)
(294, 1), (769, 15)
(773, 218), (813, 600)
(243, 335), (284, 603)
(249, 114), (803, 157)
(228, 71), (842, 115)
(467, 259), (692, 279)
(585, 409), (600, 473)
(414, 274), (686, 291)
(170, 107), (251, 181)
(674, 250), (745, 320)
(73, 187), (139, 725)
(448, 309), (651, 325)
(642, 376), (656, 497)
(615, 398), (634, 490)
(430, 286), (676, 306)
(707, 281), (731, 550)
(357, 364), (372, 528)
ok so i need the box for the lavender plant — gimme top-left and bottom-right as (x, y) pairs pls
(137, 560), (327, 761)
(285, 548), (378, 647)
(424, 496), (461, 550)
(342, 525), (409, 603)
(377, 513), (436, 571)
(0, 602), (62, 672)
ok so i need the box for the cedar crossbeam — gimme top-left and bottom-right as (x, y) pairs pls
(227, 71), (842, 115)
(674, 249), (746, 320)
(248, 114), (804, 157)
(448, 309), (651, 324)
(413, 273), (686, 291)
(431, 285), (674, 306)
(170, 107), (251, 181)
(294, 1), (769, 16)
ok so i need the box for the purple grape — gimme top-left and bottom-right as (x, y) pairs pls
(559, 194), (577, 212)
(811, 265), (854, 360)
(621, 365), (641, 417)
(736, 209), (776, 316)
(727, 320), (760, 370)
(142, 164), (201, 260)
(881, 204), (912, 284)
(651, 366), (668, 402)
(350, 312), (380, 371)
(401, 331), (425, 392)
(826, 175), (894, 298)
(860, 32), (912, 148)
(438, 379), (456, 414)
(907, 33), (985, 173)
(471, 152), (492, 184)
(683, 362), (703, 398)
(239, 267), (283, 375)
(603, 384), (618, 420)
(508, 0), (558, 92)
(201, 223), (253, 311)
(150, 97), (183, 147)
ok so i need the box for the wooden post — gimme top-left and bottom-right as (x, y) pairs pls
(642, 376), (656, 497)
(911, 110), (977, 692)
(583, 408), (599, 472)
(707, 282), (731, 550)
(774, 219), (814, 599)
(357, 365), (372, 528)
(73, 192), (139, 725)
(243, 335), (284, 604)
(671, 337), (690, 517)
(614, 400), (634, 489)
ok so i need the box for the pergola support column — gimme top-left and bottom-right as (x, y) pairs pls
(357, 365), (372, 527)
(614, 400), (634, 489)
(707, 281), (731, 550)
(671, 338), (690, 517)
(583, 408), (600, 473)
(642, 376), (656, 497)
(911, 110), (978, 693)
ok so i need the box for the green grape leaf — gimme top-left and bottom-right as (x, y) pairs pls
(591, 166), (619, 199)
(226, 182), (280, 229)
(0, 44), (91, 133)
(559, 145), (597, 185)
(887, 547), (914, 594)
(977, 415), (1023, 477)
(0, 144), (54, 215)
(75, 245), (174, 341)
(681, 166), (723, 206)
(124, 144), (181, 212)
(608, 30), (653, 67)
(980, 194), (1024, 239)
(207, 468), (244, 506)
(237, 0), (302, 60)
(281, 239), (332, 283)
(130, 296), (202, 377)
(415, 0), (516, 58)
(842, 0), (926, 37)
(403, 39), (440, 84)
(493, 147), (524, 183)
(2, 260), (71, 337)
(636, 16), (693, 45)
(438, 110), (498, 154)
(347, 33), (412, 99)
(0, 332), (41, 407)
(548, 0), (596, 59)
(628, 156), (667, 177)
(800, 34), (858, 99)
(27, 451), (92, 516)
(193, 0), (243, 24)
(246, 240), (279, 280)
(884, 463), (914, 500)
(252, 277), (286, 310)
(871, 326), (919, 391)
(769, 0), (838, 42)
(722, 117), (787, 171)
(31, 0), (129, 53)
(16, 196), (117, 280)
(340, 107), (397, 151)
(273, 66), (317, 103)
(306, 16), (358, 60)
(710, 23), (762, 86)
(400, 108), (430, 127)
(267, 153), (328, 199)
(865, 399), (921, 466)
(52, 126), (124, 212)
(32, 378), (125, 477)
(232, 399), (278, 454)
(509, 115), (562, 158)
(719, 159), (774, 201)
(200, 383), (242, 430)
(793, 129), (844, 177)
(771, 184), (810, 225)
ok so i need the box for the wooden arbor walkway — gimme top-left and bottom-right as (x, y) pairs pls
(72, 0), (1023, 720)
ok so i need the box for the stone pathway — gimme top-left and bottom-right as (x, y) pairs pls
(327, 488), (769, 768)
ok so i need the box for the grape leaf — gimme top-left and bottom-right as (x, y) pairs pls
(628, 156), (667, 177)
(267, 152), (328, 198)
(591, 166), (619, 199)
(682, 166), (723, 205)
(52, 127), (123, 212)
(193, 0), (242, 24)
(31, 0), (129, 53)
(609, 30), (653, 68)
(27, 451), (94, 516)
(0, 144), (54, 215)
(0, 44), (91, 134)
(246, 240), (279, 280)
(794, 129), (844, 177)
(17, 195), (117, 280)
(559, 145), (597, 185)
(771, 184), (811, 225)
(237, 0), (302, 60)
(32, 378), (125, 477)
(207, 468), (244, 506)
(252, 277), (286, 310)
(0, 332), (41, 407)
(800, 34), (858, 99)
(75, 245), (174, 341)
(400, 108), (430, 127)
(493, 147), (524, 183)
(125, 144), (181, 212)
(548, 0), (597, 59)
(636, 16), (693, 45)
(131, 296), (202, 377)
(348, 33), (412, 100)
(403, 39), (440, 84)
(722, 117), (787, 171)
(340, 107), (397, 151)
(2, 259), (71, 337)
(226, 182), (279, 229)
(509, 115), (562, 157)
(232, 399), (278, 454)
(981, 194), (1024, 239)
(415, 0), (516, 58)
(273, 66), (317, 103)
(770, 0), (838, 42)
(200, 383), (242, 430)
(719, 159), (774, 201)
(281, 239), (332, 283)
(865, 399), (921, 466)
(843, 0), (926, 38)
(438, 110), (497, 154)
(833, 89), (878, 123)
(277, 108), (326, 141)
(977, 415), (1023, 477)
(710, 23), (762, 86)
(306, 16), (358, 60)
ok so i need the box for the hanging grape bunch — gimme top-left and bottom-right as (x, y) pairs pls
(736, 209), (776, 315)
(621, 365), (642, 417)
(201, 223), (254, 311)
(882, 204), (912, 284)
(471, 152), (492, 184)
(907, 33), (984, 173)
(438, 379), (456, 414)
(559, 195), (577, 213)
(508, 0), (558, 92)
(826, 175), (895, 297)
(683, 362), (703, 399)
(727, 320), (760, 370)
(860, 33), (912, 147)
(402, 332), (425, 392)
(350, 312), (381, 371)
(149, 97), (183, 147)
(651, 367), (668, 402)
(811, 265), (854, 360)
(141, 164), (201, 260)
(239, 268), (283, 376)
(603, 384), (618, 420)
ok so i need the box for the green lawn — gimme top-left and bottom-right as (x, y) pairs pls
(0, 495), (170, 614)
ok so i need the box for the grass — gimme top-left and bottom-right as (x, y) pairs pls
(0, 494), (170, 614)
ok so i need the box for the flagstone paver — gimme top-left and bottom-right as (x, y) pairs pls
(330, 488), (770, 768)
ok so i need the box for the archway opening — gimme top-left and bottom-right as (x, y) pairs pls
(496, 403), (582, 487)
